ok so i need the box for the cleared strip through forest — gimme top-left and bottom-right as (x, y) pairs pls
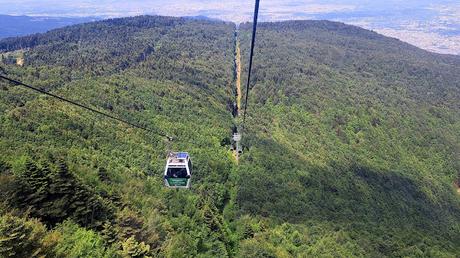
(232, 28), (242, 163)
(235, 35), (242, 112)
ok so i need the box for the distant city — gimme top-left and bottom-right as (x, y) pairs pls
(1, 0), (459, 55)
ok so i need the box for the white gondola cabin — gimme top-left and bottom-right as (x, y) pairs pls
(164, 152), (192, 188)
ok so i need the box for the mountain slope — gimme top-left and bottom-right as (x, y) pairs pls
(0, 16), (459, 257)
(237, 20), (460, 256)
(1, 15), (238, 257)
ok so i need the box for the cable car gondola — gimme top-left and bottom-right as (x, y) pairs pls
(164, 152), (192, 188)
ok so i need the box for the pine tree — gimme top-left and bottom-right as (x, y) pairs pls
(44, 160), (74, 224)
(0, 160), (10, 173)
(117, 208), (145, 241)
(101, 221), (118, 246)
(120, 236), (151, 258)
(7, 159), (113, 227)
(98, 167), (111, 183)
(24, 161), (45, 191)
(200, 197), (226, 236)
(53, 160), (74, 195)
(202, 202), (221, 232)
(70, 185), (93, 226)
(0, 213), (49, 257)
(26, 162), (49, 208)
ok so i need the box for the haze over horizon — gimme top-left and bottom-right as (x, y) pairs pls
(1, 0), (460, 55)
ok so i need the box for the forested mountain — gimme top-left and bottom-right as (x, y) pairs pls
(237, 20), (460, 256)
(0, 16), (459, 257)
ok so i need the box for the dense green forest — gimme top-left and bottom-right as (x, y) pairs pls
(0, 16), (459, 257)
(237, 20), (460, 256)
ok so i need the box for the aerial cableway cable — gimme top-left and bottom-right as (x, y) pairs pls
(0, 74), (174, 141)
(242, 0), (260, 127)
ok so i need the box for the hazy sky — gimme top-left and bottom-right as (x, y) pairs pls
(0, 0), (456, 20)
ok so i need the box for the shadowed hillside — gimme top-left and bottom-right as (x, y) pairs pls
(237, 20), (460, 256)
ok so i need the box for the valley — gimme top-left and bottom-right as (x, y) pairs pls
(0, 16), (459, 257)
